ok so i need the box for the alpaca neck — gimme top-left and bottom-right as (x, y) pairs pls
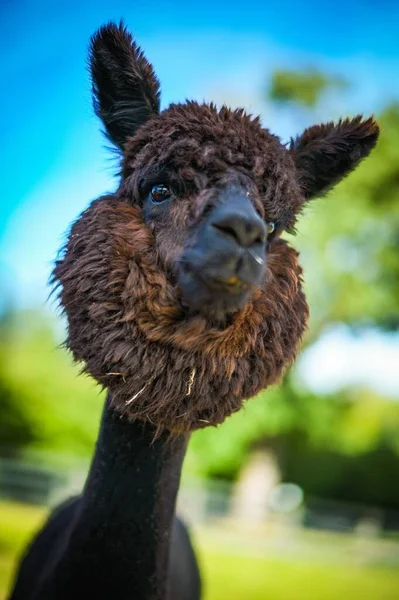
(38, 395), (188, 600)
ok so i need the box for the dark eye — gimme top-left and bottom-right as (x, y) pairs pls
(150, 184), (172, 204)
(266, 221), (275, 235)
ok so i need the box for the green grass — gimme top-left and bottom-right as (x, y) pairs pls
(196, 538), (399, 599)
(0, 500), (47, 599)
(1, 500), (399, 600)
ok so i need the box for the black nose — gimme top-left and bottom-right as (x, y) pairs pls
(211, 202), (266, 248)
(177, 188), (267, 317)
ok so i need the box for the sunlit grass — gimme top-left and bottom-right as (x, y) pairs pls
(196, 537), (399, 599)
(1, 500), (399, 600)
(0, 500), (47, 598)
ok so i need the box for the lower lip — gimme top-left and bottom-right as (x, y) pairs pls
(180, 264), (251, 293)
(207, 276), (249, 293)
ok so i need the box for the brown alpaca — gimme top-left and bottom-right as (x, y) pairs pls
(10, 21), (379, 600)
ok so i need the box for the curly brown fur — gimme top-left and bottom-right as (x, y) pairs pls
(52, 22), (379, 435)
(53, 194), (308, 434)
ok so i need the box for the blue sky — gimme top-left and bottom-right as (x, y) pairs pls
(1, 0), (398, 396)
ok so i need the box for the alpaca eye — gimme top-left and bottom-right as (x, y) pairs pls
(266, 221), (275, 235)
(150, 184), (172, 204)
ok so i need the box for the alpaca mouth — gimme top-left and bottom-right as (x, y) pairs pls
(177, 259), (258, 317)
(207, 275), (250, 294)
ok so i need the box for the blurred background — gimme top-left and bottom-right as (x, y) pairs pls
(1, 1), (399, 598)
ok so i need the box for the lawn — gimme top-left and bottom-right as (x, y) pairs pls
(196, 535), (399, 599)
(0, 500), (48, 599)
(1, 500), (398, 599)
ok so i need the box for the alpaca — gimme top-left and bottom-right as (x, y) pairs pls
(9, 21), (379, 600)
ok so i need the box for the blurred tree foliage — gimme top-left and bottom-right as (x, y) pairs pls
(0, 310), (102, 463)
(294, 105), (399, 337)
(269, 68), (347, 107)
(280, 433), (399, 511)
(185, 384), (399, 481)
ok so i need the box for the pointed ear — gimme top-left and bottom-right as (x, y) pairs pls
(290, 116), (379, 200)
(89, 21), (161, 150)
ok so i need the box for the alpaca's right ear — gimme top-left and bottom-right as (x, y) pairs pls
(89, 21), (161, 150)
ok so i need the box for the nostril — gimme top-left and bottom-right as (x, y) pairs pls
(212, 215), (267, 248)
(212, 222), (241, 245)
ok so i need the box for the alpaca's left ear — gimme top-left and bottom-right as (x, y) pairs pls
(290, 116), (379, 200)
(89, 21), (160, 150)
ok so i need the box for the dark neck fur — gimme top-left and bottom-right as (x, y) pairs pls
(36, 395), (188, 600)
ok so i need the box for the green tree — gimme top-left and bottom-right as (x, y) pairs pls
(0, 310), (103, 463)
(269, 68), (347, 108)
(293, 105), (399, 337)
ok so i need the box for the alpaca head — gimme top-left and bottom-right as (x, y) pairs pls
(53, 22), (379, 434)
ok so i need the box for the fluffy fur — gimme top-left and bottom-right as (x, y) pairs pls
(52, 22), (379, 435)
(53, 195), (307, 434)
(90, 22), (160, 149)
(290, 115), (380, 198)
